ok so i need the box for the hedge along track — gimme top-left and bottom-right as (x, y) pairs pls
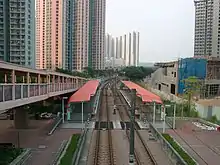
(116, 89), (157, 165)
(93, 84), (115, 165)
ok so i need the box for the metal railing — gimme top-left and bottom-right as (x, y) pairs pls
(9, 149), (31, 165)
(0, 83), (78, 102)
(149, 123), (198, 165)
(48, 116), (62, 136)
(71, 129), (87, 165)
(52, 140), (68, 165)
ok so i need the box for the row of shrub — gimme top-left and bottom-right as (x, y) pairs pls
(162, 133), (196, 165)
(0, 148), (23, 165)
(59, 134), (80, 165)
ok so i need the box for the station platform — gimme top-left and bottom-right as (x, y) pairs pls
(136, 120), (149, 130)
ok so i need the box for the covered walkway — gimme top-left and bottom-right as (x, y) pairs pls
(67, 80), (100, 123)
(121, 81), (162, 104)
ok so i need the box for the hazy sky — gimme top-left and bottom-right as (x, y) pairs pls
(106, 0), (195, 63)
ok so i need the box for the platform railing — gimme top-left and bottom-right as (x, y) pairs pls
(0, 83), (78, 103)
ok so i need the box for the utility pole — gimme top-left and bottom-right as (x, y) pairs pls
(129, 89), (136, 165)
(163, 106), (166, 133)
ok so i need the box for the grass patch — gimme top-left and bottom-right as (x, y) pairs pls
(162, 133), (196, 165)
(0, 147), (23, 165)
(59, 134), (80, 165)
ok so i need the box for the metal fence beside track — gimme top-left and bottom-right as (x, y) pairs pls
(149, 123), (198, 165)
(9, 149), (32, 165)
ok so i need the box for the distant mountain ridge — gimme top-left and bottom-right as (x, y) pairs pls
(138, 62), (154, 67)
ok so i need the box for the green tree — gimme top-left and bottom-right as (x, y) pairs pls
(83, 67), (95, 77)
(121, 66), (155, 81)
(55, 67), (89, 78)
(182, 76), (201, 116)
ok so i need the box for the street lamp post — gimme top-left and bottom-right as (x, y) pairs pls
(163, 104), (171, 133)
(163, 106), (166, 133)
(153, 101), (156, 125)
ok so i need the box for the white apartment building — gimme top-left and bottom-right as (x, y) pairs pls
(105, 31), (140, 67)
(194, 0), (220, 57)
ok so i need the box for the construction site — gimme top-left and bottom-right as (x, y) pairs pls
(150, 56), (220, 99)
(149, 56), (220, 120)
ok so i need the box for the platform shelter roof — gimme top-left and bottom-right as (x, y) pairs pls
(121, 81), (162, 104)
(68, 80), (100, 103)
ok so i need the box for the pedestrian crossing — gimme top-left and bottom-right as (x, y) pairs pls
(112, 120), (122, 129)
(61, 120), (149, 130)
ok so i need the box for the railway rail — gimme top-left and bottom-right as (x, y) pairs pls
(116, 89), (157, 165)
(93, 84), (115, 165)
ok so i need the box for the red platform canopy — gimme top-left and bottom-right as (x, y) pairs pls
(68, 80), (100, 103)
(122, 81), (162, 104)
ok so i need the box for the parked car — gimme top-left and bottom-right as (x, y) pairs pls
(0, 114), (9, 120)
(40, 112), (53, 119)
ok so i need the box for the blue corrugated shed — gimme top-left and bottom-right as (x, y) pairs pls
(178, 58), (207, 94)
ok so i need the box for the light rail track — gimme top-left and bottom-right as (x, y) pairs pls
(116, 89), (157, 165)
(93, 84), (115, 165)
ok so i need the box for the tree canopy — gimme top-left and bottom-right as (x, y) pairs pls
(55, 67), (110, 78)
(121, 66), (155, 81)
(182, 76), (201, 116)
(183, 76), (201, 96)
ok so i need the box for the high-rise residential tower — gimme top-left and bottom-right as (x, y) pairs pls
(105, 33), (115, 60)
(119, 36), (123, 59)
(90, 0), (106, 70)
(105, 34), (111, 59)
(194, 0), (220, 57)
(36, 0), (106, 71)
(73, 0), (106, 71)
(36, 0), (63, 70)
(104, 31), (139, 67)
(63, 0), (75, 71)
(121, 31), (139, 66)
(115, 37), (119, 59)
(73, 0), (90, 71)
(0, 0), (35, 68)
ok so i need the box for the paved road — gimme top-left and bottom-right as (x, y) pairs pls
(0, 119), (81, 165)
(25, 128), (81, 165)
(167, 120), (220, 165)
